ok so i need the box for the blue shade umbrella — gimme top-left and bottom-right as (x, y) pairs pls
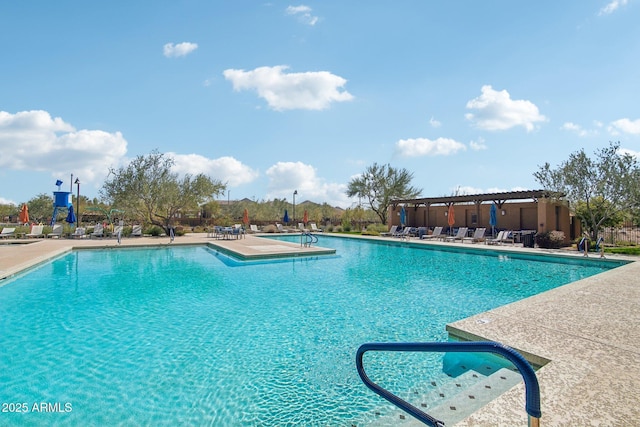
(400, 206), (406, 226)
(66, 205), (76, 226)
(283, 209), (289, 224)
(490, 203), (497, 237)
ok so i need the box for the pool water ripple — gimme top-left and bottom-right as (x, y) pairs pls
(0, 240), (621, 426)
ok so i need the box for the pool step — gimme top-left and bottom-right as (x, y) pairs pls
(368, 368), (521, 426)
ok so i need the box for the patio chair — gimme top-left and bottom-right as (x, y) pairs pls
(276, 223), (292, 233)
(444, 227), (468, 242)
(90, 224), (104, 238)
(380, 225), (398, 237)
(25, 225), (45, 238)
(298, 223), (309, 232)
(131, 225), (142, 237)
(310, 223), (323, 232)
(0, 227), (15, 239)
(47, 224), (64, 238)
(393, 227), (412, 239)
(421, 226), (443, 239)
(249, 224), (259, 233)
(463, 227), (486, 243)
(70, 227), (86, 238)
(485, 230), (505, 245)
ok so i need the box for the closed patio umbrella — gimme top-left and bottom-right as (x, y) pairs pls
(400, 206), (406, 227)
(243, 208), (249, 226)
(447, 204), (455, 235)
(489, 203), (497, 237)
(283, 209), (289, 224)
(19, 204), (29, 224)
(303, 210), (308, 225)
(66, 205), (76, 227)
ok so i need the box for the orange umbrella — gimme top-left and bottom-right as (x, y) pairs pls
(242, 208), (249, 225)
(303, 210), (308, 225)
(19, 204), (29, 224)
(447, 203), (455, 229)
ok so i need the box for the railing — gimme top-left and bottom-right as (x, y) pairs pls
(356, 341), (541, 427)
(301, 231), (319, 247)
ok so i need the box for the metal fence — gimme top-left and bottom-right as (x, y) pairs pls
(600, 223), (640, 246)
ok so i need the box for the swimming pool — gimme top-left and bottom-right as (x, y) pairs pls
(0, 237), (623, 426)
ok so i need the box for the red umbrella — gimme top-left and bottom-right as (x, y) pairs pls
(303, 210), (308, 225)
(19, 204), (29, 224)
(242, 208), (249, 225)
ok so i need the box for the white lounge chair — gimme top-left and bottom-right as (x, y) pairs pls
(70, 227), (86, 238)
(90, 224), (104, 238)
(380, 225), (398, 237)
(25, 225), (45, 238)
(47, 224), (63, 238)
(444, 227), (468, 242)
(486, 230), (507, 245)
(0, 227), (15, 239)
(394, 227), (412, 239)
(421, 226), (443, 239)
(310, 223), (323, 232)
(276, 223), (292, 233)
(298, 223), (309, 232)
(463, 227), (486, 243)
(131, 225), (142, 237)
(249, 224), (259, 233)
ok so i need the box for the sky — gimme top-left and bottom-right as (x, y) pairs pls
(1, 1), (639, 209)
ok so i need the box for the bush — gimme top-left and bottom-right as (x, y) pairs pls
(535, 231), (565, 249)
(341, 219), (351, 232)
(362, 224), (389, 235)
(147, 226), (164, 237)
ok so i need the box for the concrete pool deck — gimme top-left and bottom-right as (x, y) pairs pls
(1, 232), (639, 426)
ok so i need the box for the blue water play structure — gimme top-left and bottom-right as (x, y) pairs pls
(50, 179), (74, 226)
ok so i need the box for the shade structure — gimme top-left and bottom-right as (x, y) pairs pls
(400, 206), (406, 226)
(303, 210), (308, 225)
(489, 203), (497, 237)
(19, 204), (29, 224)
(66, 204), (76, 225)
(283, 209), (289, 224)
(243, 208), (249, 225)
(447, 204), (455, 227)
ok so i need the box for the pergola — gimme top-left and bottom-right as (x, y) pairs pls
(392, 190), (565, 208)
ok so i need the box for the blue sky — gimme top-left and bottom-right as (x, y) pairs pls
(1, 1), (639, 208)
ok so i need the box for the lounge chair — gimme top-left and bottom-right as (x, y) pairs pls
(486, 230), (504, 245)
(421, 226), (443, 239)
(380, 225), (398, 237)
(394, 227), (412, 239)
(444, 227), (468, 242)
(298, 223), (309, 232)
(131, 225), (142, 237)
(25, 225), (45, 238)
(249, 224), (259, 233)
(276, 223), (292, 233)
(310, 223), (323, 232)
(90, 224), (104, 238)
(0, 227), (15, 239)
(112, 225), (123, 237)
(47, 224), (64, 238)
(70, 227), (86, 238)
(463, 227), (486, 243)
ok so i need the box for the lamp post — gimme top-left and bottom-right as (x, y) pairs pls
(74, 177), (80, 226)
(293, 190), (298, 223)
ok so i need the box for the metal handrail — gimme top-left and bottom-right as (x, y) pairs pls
(356, 341), (541, 427)
(301, 231), (319, 247)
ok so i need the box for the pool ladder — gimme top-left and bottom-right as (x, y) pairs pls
(356, 341), (541, 427)
(301, 231), (319, 247)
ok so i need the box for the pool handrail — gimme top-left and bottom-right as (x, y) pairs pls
(356, 341), (541, 427)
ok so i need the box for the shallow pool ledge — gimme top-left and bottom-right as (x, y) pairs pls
(445, 259), (640, 426)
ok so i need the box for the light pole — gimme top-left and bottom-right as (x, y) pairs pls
(74, 177), (80, 226)
(293, 190), (298, 223)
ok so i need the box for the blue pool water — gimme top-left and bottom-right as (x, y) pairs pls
(0, 237), (623, 426)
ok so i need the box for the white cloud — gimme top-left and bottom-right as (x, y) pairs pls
(285, 5), (319, 26)
(619, 148), (640, 159)
(561, 121), (597, 137)
(599, 0), (629, 15)
(167, 153), (259, 186)
(265, 161), (351, 207)
(395, 137), (466, 157)
(469, 137), (488, 151)
(608, 118), (640, 135)
(223, 65), (353, 111)
(0, 110), (128, 191)
(163, 42), (198, 58)
(465, 85), (547, 132)
(0, 196), (17, 205)
(429, 116), (441, 128)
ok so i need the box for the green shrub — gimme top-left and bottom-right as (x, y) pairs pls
(341, 219), (351, 232)
(147, 226), (163, 236)
(535, 231), (565, 249)
(363, 224), (388, 235)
